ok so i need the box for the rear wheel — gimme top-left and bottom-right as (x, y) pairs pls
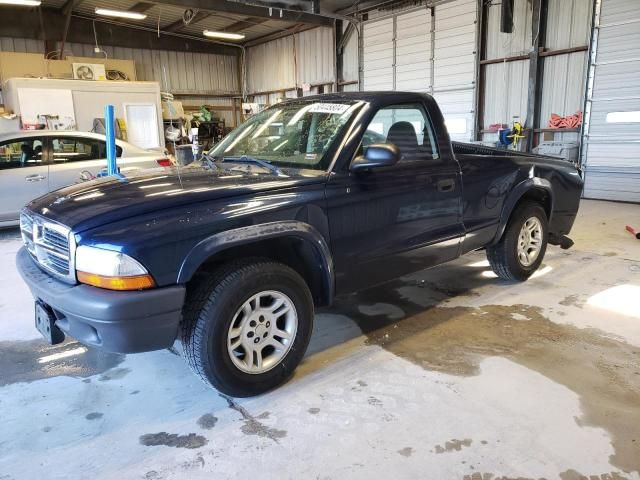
(487, 202), (548, 281)
(181, 260), (314, 397)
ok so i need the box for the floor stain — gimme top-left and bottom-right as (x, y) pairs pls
(221, 395), (286, 443)
(434, 439), (472, 453)
(463, 474), (544, 480)
(0, 339), (125, 387)
(559, 470), (628, 480)
(559, 294), (584, 308)
(308, 407), (320, 415)
(330, 280), (640, 473)
(85, 412), (103, 421)
(367, 396), (383, 407)
(98, 367), (131, 382)
(139, 432), (208, 449)
(397, 447), (414, 457)
(196, 414), (218, 430)
(357, 380), (368, 387)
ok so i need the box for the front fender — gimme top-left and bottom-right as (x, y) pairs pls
(491, 177), (554, 245)
(177, 220), (334, 301)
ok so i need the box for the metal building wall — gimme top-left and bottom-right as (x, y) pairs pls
(0, 37), (44, 53)
(539, 0), (592, 140)
(59, 41), (240, 95)
(245, 27), (335, 95)
(341, 23), (360, 89)
(482, 0), (532, 137)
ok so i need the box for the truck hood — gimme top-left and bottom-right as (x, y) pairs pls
(27, 164), (327, 232)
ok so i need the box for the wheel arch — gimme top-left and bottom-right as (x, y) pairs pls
(491, 178), (553, 245)
(178, 221), (335, 307)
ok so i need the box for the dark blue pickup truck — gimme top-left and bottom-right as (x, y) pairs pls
(17, 92), (583, 396)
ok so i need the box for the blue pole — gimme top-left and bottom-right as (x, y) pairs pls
(105, 104), (117, 176)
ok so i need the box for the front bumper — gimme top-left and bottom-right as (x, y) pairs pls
(16, 247), (185, 354)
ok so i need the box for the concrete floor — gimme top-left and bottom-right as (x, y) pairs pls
(1, 199), (639, 480)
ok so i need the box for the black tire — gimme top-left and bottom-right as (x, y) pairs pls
(486, 201), (548, 281)
(181, 259), (314, 397)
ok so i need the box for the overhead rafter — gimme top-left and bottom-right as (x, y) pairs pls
(225, 16), (269, 33)
(129, 2), (156, 13)
(143, 0), (333, 26)
(244, 22), (315, 47)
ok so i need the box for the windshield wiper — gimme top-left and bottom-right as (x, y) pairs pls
(221, 155), (282, 175)
(200, 152), (221, 171)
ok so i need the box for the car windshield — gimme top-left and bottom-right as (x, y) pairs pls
(208, 100), (364, 171)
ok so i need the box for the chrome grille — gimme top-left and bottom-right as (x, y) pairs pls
(20, 210), (76, 283)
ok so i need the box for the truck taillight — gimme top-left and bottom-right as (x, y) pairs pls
(156, 158), (172, 167)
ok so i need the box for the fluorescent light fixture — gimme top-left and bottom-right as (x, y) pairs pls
(95, 7), (147, 20)
(203, 30), (245, 40)
(0, 0), (41, 5)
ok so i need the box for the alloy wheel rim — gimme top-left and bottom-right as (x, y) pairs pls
(517, 216), (543, 267)
(227, 290), (298, 374)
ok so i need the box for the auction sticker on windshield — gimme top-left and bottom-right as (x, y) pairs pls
(309, 103), (350, 114)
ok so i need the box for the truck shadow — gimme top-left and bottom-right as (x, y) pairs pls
(304, 257), (506, 360)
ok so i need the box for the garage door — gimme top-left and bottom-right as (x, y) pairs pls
(432, 0), (478, 142)
(361, 0), (477, 142)
(362, 17), (394, 90)
(583, 0), (640, 202)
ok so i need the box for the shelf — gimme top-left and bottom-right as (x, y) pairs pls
(534, 128), (580, 133)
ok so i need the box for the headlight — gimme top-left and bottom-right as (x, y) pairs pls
(75, 245), (155, 290)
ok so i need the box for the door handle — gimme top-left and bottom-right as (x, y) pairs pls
(25, 174), (46, 182)
(437, 178), (455, 192)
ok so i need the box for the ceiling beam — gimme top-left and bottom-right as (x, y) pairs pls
(129, 2), (156, 13)
(144, 0), (333, 26)
(1, 6), (241, 56)
(244, 22), (316, 47)
(225, 16), (268, 33)
(59, 0), (83, 14)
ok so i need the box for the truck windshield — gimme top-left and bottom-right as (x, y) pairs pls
(208, 100), (364, 171)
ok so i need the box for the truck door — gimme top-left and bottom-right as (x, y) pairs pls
(326, 102), (464, 293)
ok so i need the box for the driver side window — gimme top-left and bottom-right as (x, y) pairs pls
(363, 103), (439, 163)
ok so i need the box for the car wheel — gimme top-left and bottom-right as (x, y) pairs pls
(181, 259), (314, 397)
(486, 201), (548, 281)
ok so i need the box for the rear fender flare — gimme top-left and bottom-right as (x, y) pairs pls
(177, 220), (334, 303)
(490, 178), (554, 245)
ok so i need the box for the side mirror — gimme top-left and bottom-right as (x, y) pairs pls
(350, 144), (400, 172)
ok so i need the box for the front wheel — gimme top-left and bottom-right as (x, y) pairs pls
(181, 260), (314, 397)
(487, 202), (548, 281)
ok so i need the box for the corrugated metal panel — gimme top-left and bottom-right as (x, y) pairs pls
(61, 41), (240, 94)
(433, 0), (477, 141)
(482, 59), (529, 130)
(395, 7), (431, 92)
(539, 52), (588, 125)
(245, 27), (335, 95)
(485, 0), (532, 59)
(546, 0), (592, 50)
(341, 23), (359, 84)
(296, 27), (335, 86)
(362, 17), (394, 90)
(0, 37), (44, 53)
(539, 0), (591, 130)
(583, 0), (640, 202)
(246, 36), (295, 93)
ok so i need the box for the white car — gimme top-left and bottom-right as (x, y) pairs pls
(0, 131), (171, 227)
